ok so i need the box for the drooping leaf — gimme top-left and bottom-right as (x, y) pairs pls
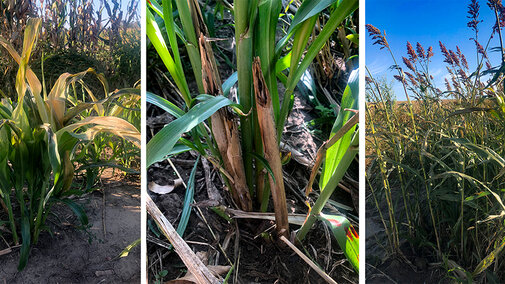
(147, 95), (234, 167)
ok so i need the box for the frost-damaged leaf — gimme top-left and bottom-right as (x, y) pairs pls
(56, 116), (140, 148)
(319, 213), (359, 273)
(473, 236), (505, 276)
(199, 34), (252, 211)
(253, 57), (289, 238)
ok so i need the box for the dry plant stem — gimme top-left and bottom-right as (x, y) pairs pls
(366, 104), (400, 251)
(253, 57), (289, 238)
(366, 67), (413, 236)
(384, 40), (441, 254)
(146, 194), (221, 284)
(305, 111), (359, 196)
(280, 236), (338, 284)
(199, 34), (252, 211)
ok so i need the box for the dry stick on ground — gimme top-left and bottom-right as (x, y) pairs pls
(253, 57), (290, 238)
(199, 34), (252, 211)
(305, 110), (359, 196)
(280, 236), (338, 284)
(146, 195), (221, 284)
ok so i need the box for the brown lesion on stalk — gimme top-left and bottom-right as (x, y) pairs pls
(199, 34), (252, 212)
(252, 57), (289, 238)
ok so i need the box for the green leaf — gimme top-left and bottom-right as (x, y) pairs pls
(275, 0), (339, 55)
(177, 156), (200, 236)
(473, 236), (505, 276)
(147, 95), (233, 167)
(17, 208), (31, 271)
(222, 72), (238, 97)
(320, 68), (359, 189)
(146, 8), (191, 104)
(147, 91), (185, 118)
(249, 152), (276, 183)
(319, 213), (359, 273)
(59, 198), (88, 226)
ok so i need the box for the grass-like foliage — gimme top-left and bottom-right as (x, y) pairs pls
(0, 19), (140, 270)
(147, 0), (359, 275)
(0, 0), (140, 96)
(366, 1), (505, 281)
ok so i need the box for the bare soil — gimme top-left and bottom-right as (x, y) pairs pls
(0, 170), (140, 283)
(146, 90), (359, 283)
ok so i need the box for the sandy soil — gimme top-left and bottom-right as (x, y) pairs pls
(0, 174), (140, 283)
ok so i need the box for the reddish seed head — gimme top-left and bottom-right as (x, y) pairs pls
(449, 50), (460, 65)
(407, 41), (417, 62)
(439, 41), (454, 65)
(458, 69), (467, 80)
(394, 75), (406, 83)
(468, 0), (482, 32)
(366, 24), (389, 49)
(445, 78), (452, 91)
(456, 46), (469, 69)
(486, 61), (493, 69)
(416, 42), (426, 59)
(402, 56), (415, 71)
(427, 46), (434, 58)
(474, 39), (489, 59)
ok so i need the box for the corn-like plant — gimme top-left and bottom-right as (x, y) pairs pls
(147, 0), (357, 236)
(146, 0), (359, 276)
(366, 1), (505, 281)
(0, 18), (140, 270)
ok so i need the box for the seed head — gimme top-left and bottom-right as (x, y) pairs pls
(366, 24), (389, 49)
(474, 39), (488, 59)
(445, 78), (452, 91)
(407, 41), (417, 62)
(486, 61), (492, 69)
(427, 46), (434, 59)
(467, 0), (482, 32)
(439, 41), (454, 65)
(456, 46), (469, 69)
(402, 56), (415, 71)
(458, 69), (467, 80)
(394, 75), (405, 84)
(416, 42), (426, 59)
(449, 50), (460, 66)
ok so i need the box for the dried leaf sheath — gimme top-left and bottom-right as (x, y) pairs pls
(199, 35), (252, 211)
(253, 57), (289, 237)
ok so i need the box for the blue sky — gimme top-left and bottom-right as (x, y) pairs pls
(366, 0), (501, 101)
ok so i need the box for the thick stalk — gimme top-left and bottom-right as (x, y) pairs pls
(253, 57), (289, 237)
(199, 35), (252, 211)
(234, 0), (255, 190)
(255, 0), (282, 122)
